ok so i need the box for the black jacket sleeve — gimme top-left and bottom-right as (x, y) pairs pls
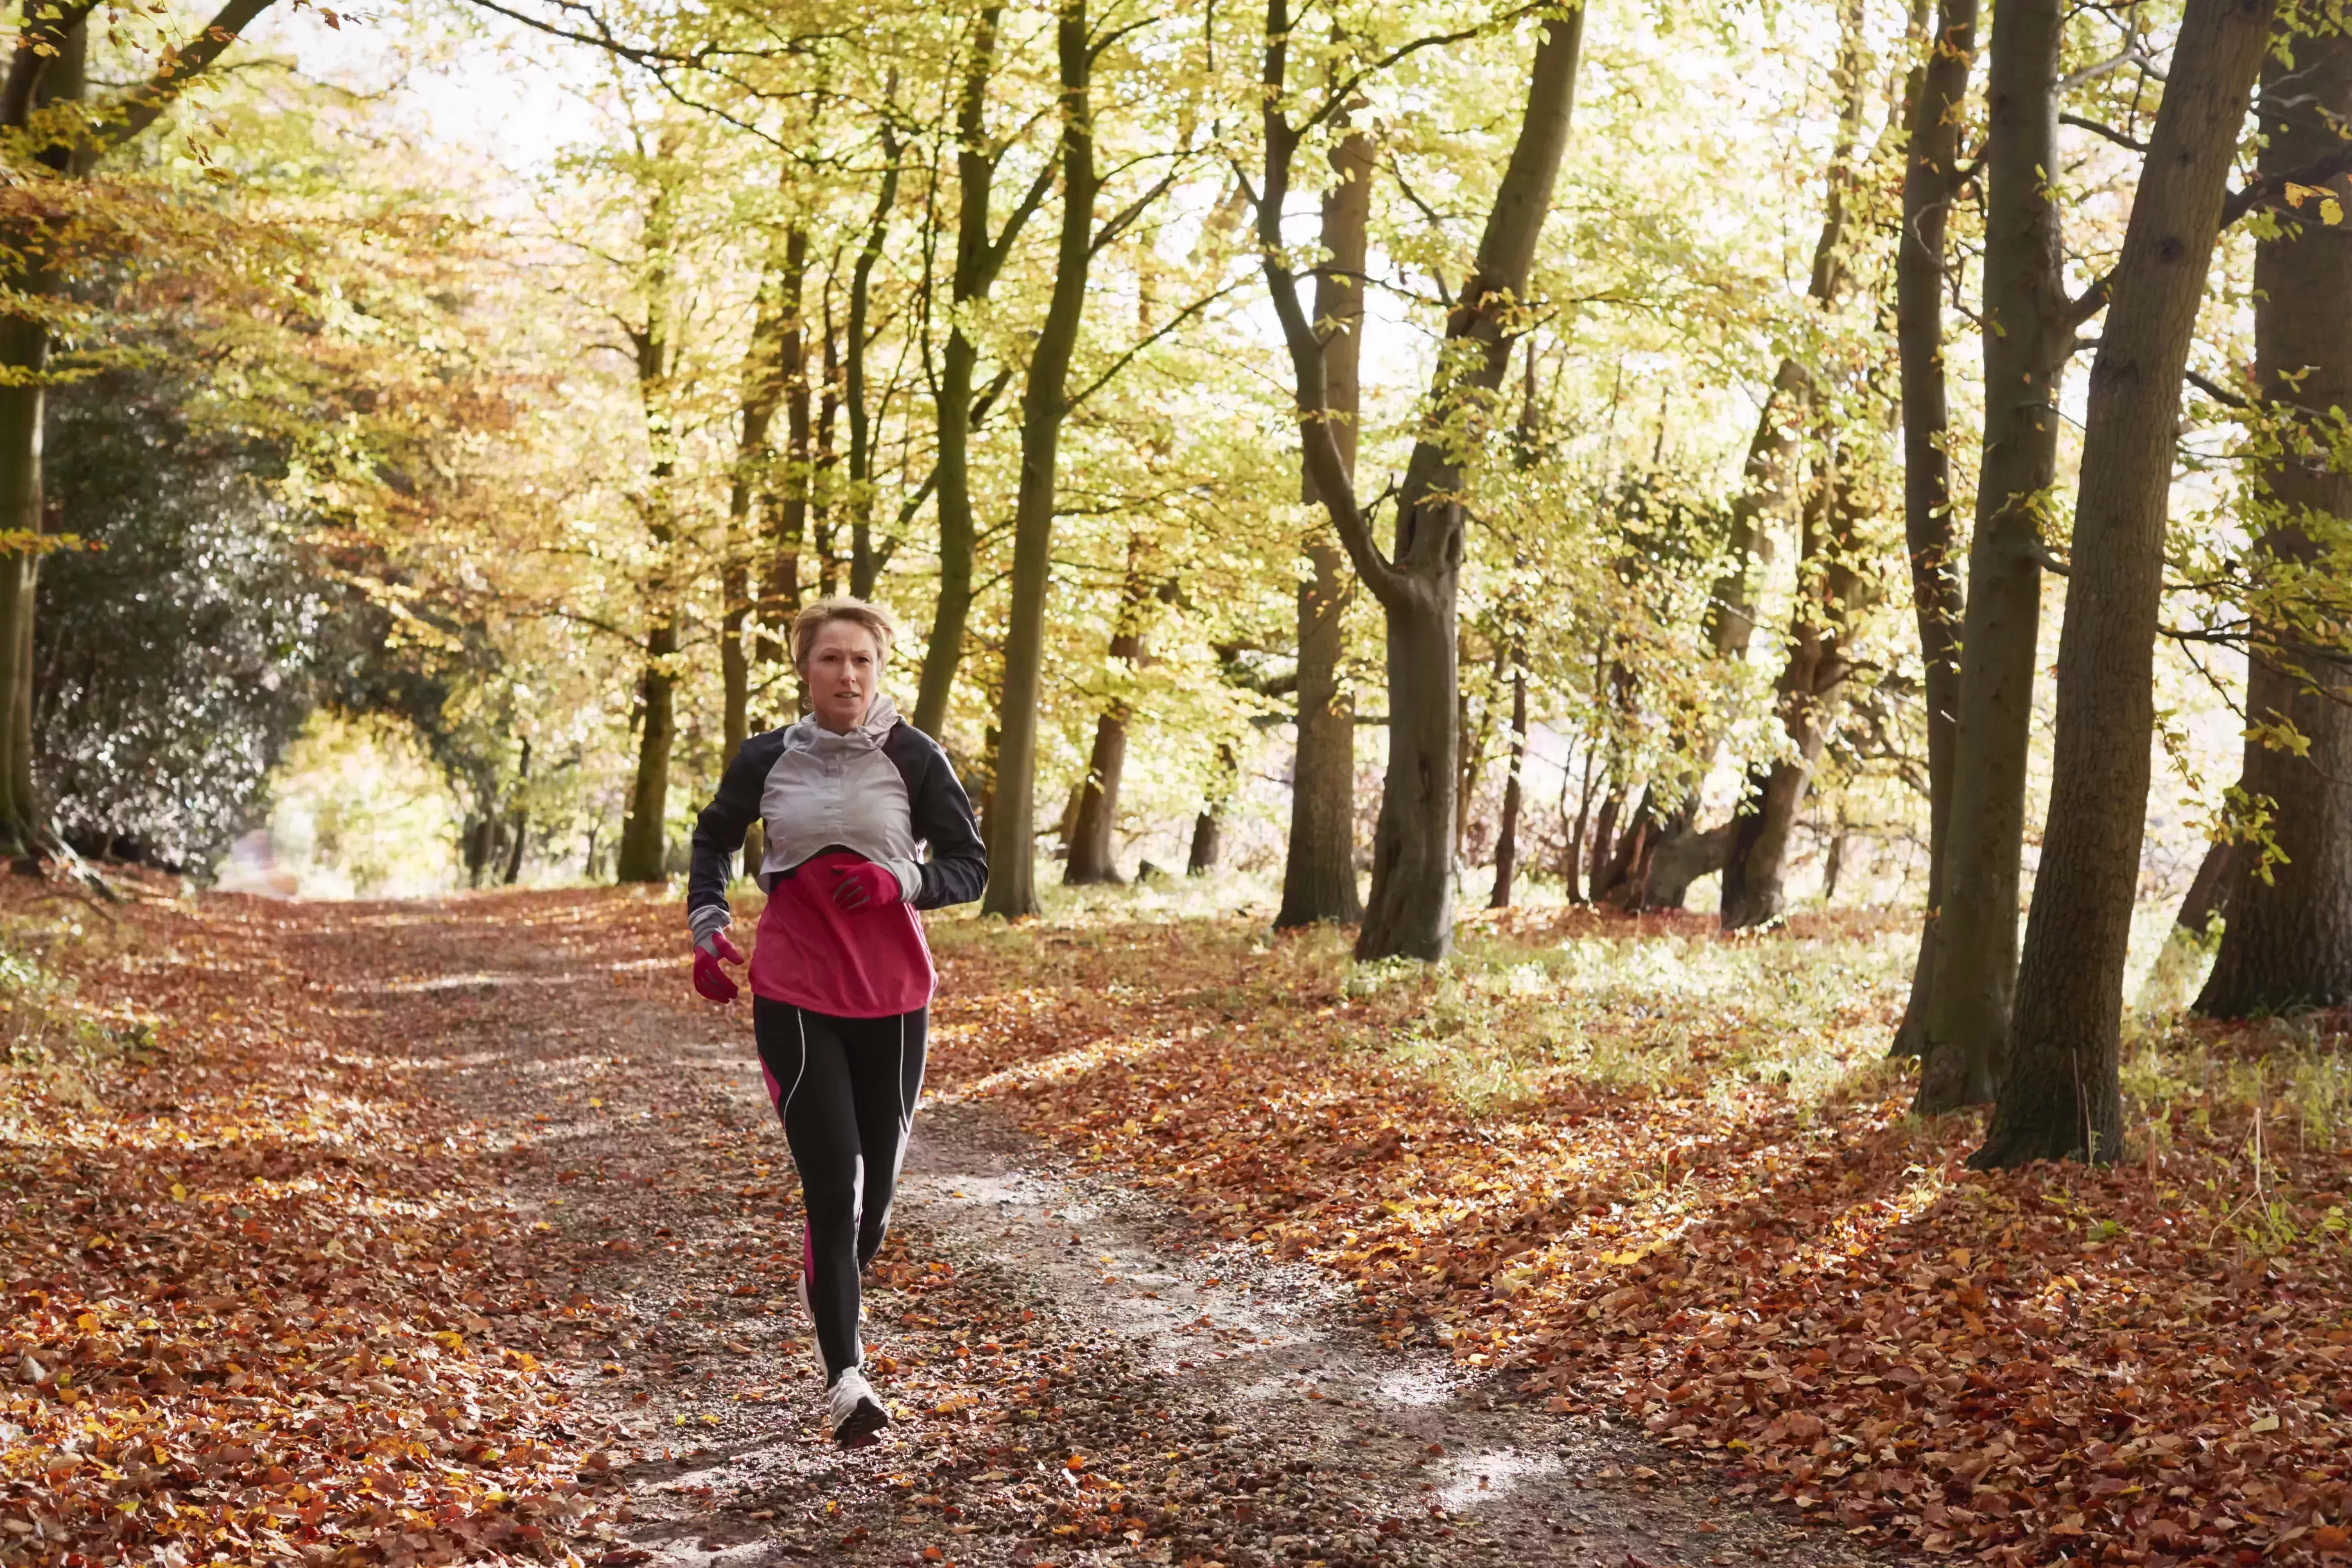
(687, 732), (785, 924)
(885, 724), (987, 910)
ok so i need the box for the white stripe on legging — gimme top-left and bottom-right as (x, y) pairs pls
(784, 1006), (809, 1115)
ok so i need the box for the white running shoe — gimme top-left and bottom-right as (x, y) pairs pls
(826, 1366), (889, 1449)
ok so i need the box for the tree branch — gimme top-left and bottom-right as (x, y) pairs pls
(1064, 275), (1248, 413)
(2060, 111), (2147, 152)
(2186, 368), (2256, 409)
(2222, 147), (2352, 228)
(95, 0), (278, 151)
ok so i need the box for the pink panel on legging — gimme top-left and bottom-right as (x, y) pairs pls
(761, 1058), (784, 1112)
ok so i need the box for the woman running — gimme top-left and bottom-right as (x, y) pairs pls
(684, 597), (986, 1447)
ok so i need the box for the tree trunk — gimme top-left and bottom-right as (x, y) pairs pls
(915, 6), (1049, 737)
(0, 21), (90, 856)
(1563, 739), (1597, 903)
(1274, 123), (1373, 929)
(813, 305), (842, 599)
(1063, 705), (1130, 885)
(760, 226), (810, 673)
(1625, 0), (1869, 906)
(500, 738), (532, 886)
(1916, 0), (2078, 1112)
(983, 0), (1099, 919)
(1717, 0), (1868, 930)
(616, 617), (678, 883)
(1257, 0), (1583, 961)
(1890, 0), (1977, 1055)
(615, 134), (683, 886)
(2197, 24), (2352, 1017)
(847, 121), (902, 601)
(2178, 836), (2239, 938)
(0, 367), (40, 857)
(1455, 640), (1508, 866)
(1188, 741), (1237, 875)
(1975, 0), (2272, 1168)
(1587, 784), (1622, 903)
(1489, 647), (1529, 909)
(1722, 467), (1861, 928)
(1065, 548), (1150, 886)
(724, 260), (788, 760)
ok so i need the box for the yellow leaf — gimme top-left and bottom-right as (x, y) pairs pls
(170, 1183), (186, 1202)
(2251, 1413), (2281, 1433)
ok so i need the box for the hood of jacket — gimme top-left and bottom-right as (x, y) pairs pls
(786, 691), (900, 754)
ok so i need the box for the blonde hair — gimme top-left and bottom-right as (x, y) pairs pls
(791, 597), (900, 669)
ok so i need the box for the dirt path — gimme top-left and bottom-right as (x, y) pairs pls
(302, 896), (1909, 1568)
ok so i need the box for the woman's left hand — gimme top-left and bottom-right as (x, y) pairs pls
(829, 860), (902, 912)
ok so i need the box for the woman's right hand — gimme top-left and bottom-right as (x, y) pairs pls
(693, 931), (746, 1003)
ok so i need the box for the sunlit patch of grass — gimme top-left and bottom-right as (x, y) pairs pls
(1357, 918), (1913, 1119)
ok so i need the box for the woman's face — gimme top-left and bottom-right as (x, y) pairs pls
(802, 621), (883, 732)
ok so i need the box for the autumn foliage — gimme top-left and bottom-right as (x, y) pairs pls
(4, 875), (2342, 1565)
(907, 902), (2352, 1567)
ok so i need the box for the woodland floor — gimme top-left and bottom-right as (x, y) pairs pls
(4, 876), (2351, 1568)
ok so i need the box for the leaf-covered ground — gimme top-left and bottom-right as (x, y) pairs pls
(2, 875), (2347, 1568)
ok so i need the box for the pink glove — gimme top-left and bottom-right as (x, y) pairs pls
(829, 860), (902, 913)
(692, 931), (745, 1003)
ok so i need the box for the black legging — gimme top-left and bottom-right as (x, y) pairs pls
(753, 998), (928, 1381)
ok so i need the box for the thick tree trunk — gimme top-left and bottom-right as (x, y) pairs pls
(616, 617), (678, 883)
(1976, 0), (2272, 1168)
(1489, 649), (1529, 908)
(983, 0), (1098, 919)
(1891, 0), (1977, 1055)
(2197, 25), (2352, 1017)
(1360, 577), (1460, 957)
(1916, 0), (2078, 1112)
(1256, 4), (1582, 960)
(1274, 125), (1373, 929)
(915, 6), (1047, 736)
